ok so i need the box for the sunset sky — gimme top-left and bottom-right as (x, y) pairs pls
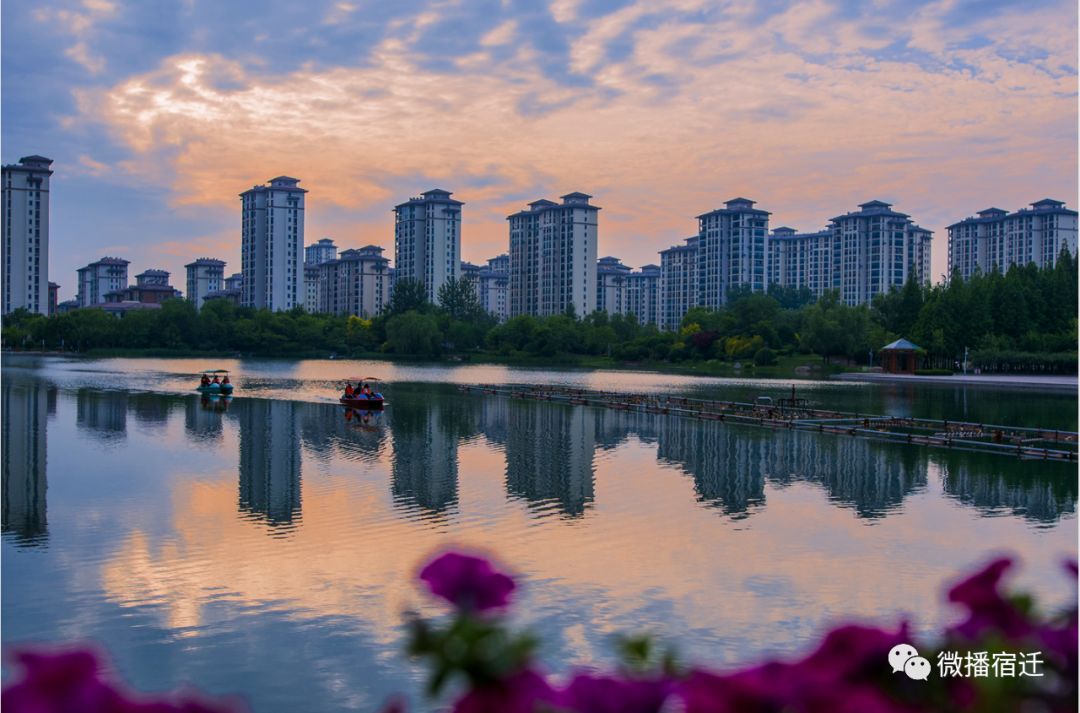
(3, 0), (1077, 301)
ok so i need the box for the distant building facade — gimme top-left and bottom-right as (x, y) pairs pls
(627, 264), (661, 326)
(305, 238), (337, 265)
(508, 192), (599, 317)
(827, 201), (932, 304)
(240, 176), (306, 311)
(2, 155), (53, 315)
(104, 269), (181, 304)
(696, 198), (770, 308)
(47, 282), (59, 316)
(303, 262), (320, 312)
(394, 189), (463, 302)
(476, 254), (509, 322)
(947, 199), (1079, 281)
(77, 257), (129, 307)
(185, 258), (226, 310)
(659, 237), (698, 331)
(596, 256), (632, 315)
(316, 245), (391, 317)
(224, 272), (243, 291)
(766, 227), (835, 297)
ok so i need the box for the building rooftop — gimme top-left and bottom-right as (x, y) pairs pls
(3, 155), (54, 172)
(81, 257), (130, 268)
(137, 269), (170, 277)
(881, 338), (922, 352)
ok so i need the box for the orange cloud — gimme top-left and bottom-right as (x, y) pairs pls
(72, 3), (1076, 274)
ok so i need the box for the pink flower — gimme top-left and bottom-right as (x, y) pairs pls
(558, 672), (674, 713)
(451, 669), (557, 713)
(946, 558), (1033, 641)
(419, 552), (516, 613)
(2, 647), (246, 713)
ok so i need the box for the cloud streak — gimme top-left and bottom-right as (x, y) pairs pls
(24, 0), (1080, 283)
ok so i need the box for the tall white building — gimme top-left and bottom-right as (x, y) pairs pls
(828, 200), (932, 304)
(659, 237), (698, 330)
(947, 199), (1079, 281)
(77, 257), (129, 307)
(305, 238), (337, 265)
(2, 155), (53, 316)
(508, 192), (599, 317)
(767, 227), (835, 297)
(393, 189), (463, 303)
(477, 254), (509, 322)
(696, 198), (770, 308)
(240, 176), (306, 311)
(316, 245), (391, 317)
(596, 256), (631, 315)
(185, 258), (226, 310)
(627, 264), (661, 326)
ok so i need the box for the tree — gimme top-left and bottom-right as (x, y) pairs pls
(387, 279), (431, 316)
(384, 310), (440, 356)
(437, 277), (484, 322)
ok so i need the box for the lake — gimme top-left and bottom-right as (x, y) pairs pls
(2, 355), (1076, 712)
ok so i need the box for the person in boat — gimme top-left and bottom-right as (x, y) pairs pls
(344, 382), (355, 398)
(201, 374), (211, 387)
(212, 374), (221, 385)
(221, 375), (230, 386)
(361, 383), (372, 398)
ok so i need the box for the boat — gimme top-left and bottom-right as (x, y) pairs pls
(196, 369), (234, 395)
(340, 376), (385, 410)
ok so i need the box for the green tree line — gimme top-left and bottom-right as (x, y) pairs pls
(3, 255), (1076, 373)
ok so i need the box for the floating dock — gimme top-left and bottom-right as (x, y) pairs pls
(458, 384), (1078, 462)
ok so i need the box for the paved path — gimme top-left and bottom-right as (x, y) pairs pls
(833, 372), (1077, 393)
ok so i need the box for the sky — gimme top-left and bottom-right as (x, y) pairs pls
(2, 0), (1077, 301)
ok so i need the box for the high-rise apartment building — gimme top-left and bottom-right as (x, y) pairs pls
(766, 227), (835, 297)
(947, 199), (1078, 281)
(659, 237), (698, 331)
(696, 198), (770, 308)
(627, 264), (661, 326)
(2, 155), (53, 315)
(316, 245), (391, 317)
(508, 192), (599, 317)
(476, 254), (509, 322)
(393, 189), (463, 302)
(305, 238), (337, 265)
(240, 176), (306, 311)
(77, 257), (129, 307)
(827, 201), (932, 304)
(596, 256), (631, 315)
(185, 258), (226, 310)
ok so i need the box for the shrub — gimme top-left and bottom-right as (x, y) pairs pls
(753, 347), (778, 366)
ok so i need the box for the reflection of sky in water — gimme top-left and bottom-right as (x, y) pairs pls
(2, 358), (1076, 713)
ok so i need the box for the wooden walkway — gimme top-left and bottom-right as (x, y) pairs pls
(458, 384), (1078, 462)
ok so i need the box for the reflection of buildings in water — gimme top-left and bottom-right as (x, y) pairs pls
(299, 402), (388, 466)
(184, 396), (225, 441)
(389, 394), (459, 513)
(657, 418), (766, 517)
(503, 401), (595, 517)
(939, 454), (1076, 524)
(76, 389), (128, 442)
(657, 420), (926, 518)
(594, 408), (662, 450)
(477, 397), (511, 447)
(1, 381), (48, 545)
(238, 399), (302, 527)
(129, 392), (174, 430)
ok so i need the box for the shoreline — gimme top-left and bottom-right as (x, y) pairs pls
(833, 372), (1077, 393)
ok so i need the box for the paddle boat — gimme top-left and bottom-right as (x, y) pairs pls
(196, 369), (234, 395)
(340, 377), (385, 410)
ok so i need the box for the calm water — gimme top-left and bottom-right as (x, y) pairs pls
(2, 355), (1077, 712)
